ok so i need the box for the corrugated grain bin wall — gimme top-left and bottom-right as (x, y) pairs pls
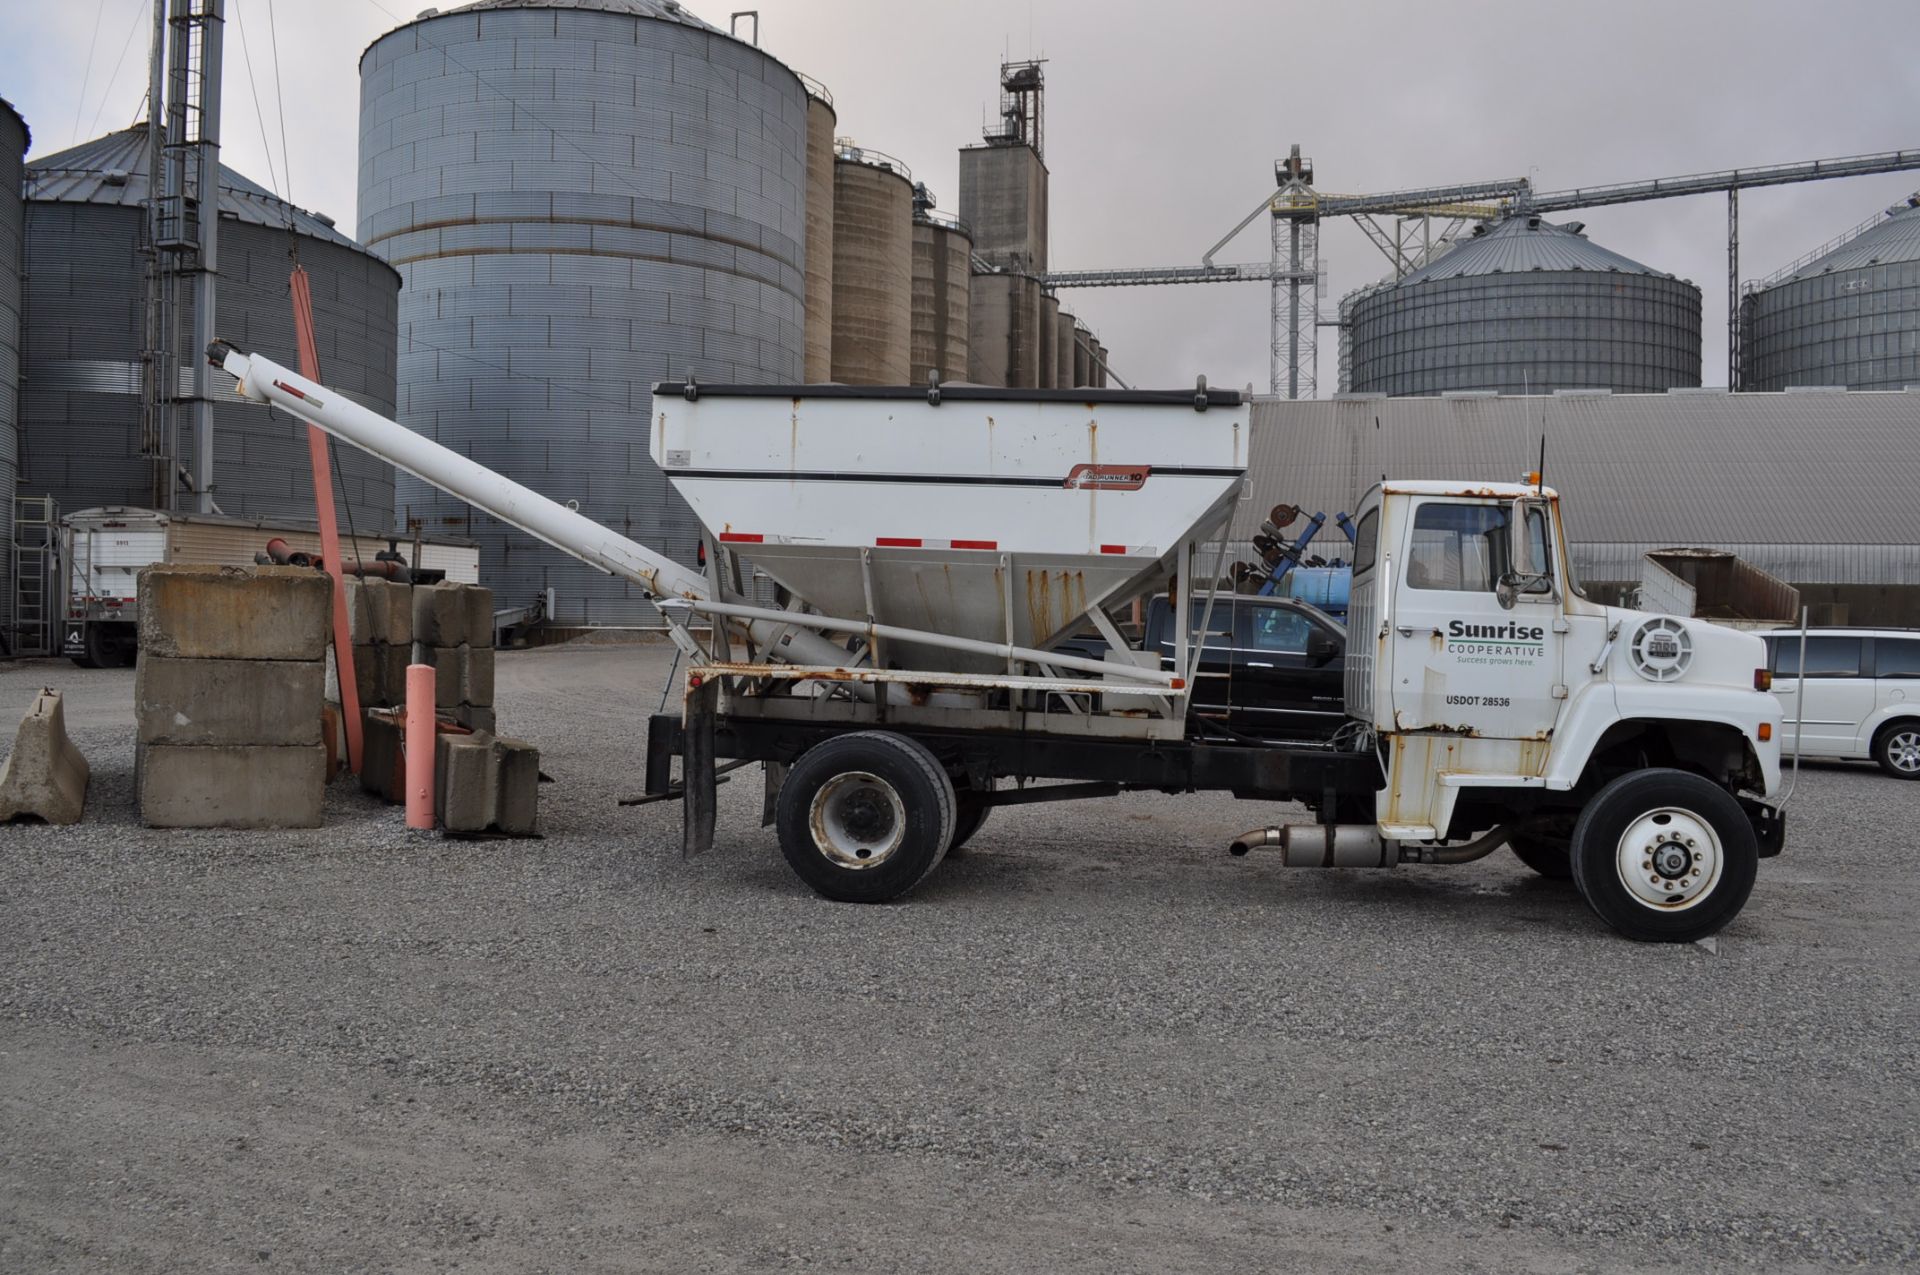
(802, 91), (836, 381)
(1038, 293), (1059, 389)
(1053, 307), (1075, 390)
(910, 219), (971, 384)
(359, 0), (809, 624)
(1742, 196), (1920, 391)
(0, 100), (26, 633)
(1346, 214), (1701, 395)
(829, 155), (912, 384)
(22, 128), (398, 540)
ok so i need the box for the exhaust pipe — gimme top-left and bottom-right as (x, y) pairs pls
(1229, 824), (1395, 868)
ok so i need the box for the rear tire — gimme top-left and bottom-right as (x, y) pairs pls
(1569, 769), (1758, 943)
(945, 776), (996, 857)
(775, 732), (955, 903)
(1872, 721), (1920, 780)
(1508, 834), (1572, 880)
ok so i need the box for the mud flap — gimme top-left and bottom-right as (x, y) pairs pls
(682, 678), (718, 858)
(761, 761), (786, 828)
(1741, 797), (1785, 859)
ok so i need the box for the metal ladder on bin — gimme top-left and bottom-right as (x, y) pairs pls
(10, 495), (60, 657)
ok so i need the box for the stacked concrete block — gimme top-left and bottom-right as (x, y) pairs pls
(435, 730), (540, 837)
(411, 582), (495, 733)
(135, 565), (329, 828)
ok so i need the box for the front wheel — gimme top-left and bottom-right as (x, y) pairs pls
(1569, 769), (1758, 943)
(775, 731), (955, 903)
(1872, 721), (1920, 780)
(1508, 834), (1572, 880)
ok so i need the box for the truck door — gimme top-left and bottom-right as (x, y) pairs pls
(1388, 497), (1563, 745)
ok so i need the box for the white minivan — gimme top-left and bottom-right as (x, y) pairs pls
(1763, 628), (1920, 778)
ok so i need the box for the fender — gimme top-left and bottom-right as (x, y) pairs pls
(1549, 683), (1781, 796)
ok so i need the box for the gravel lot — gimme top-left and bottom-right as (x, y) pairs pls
(3, 643), (1917, 1272)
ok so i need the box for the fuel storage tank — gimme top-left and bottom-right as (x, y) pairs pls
(829, 145), (912, 385)
(22, 127), (398, 532)
(359, 0), (809, 623)
(910, 210), (971, 384)
(1345, 214), (1702, 396)
(0, 100), (26, 635)
(1741, 194), (1920, 391)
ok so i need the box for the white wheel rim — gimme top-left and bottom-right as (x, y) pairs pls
(1887, 730), (1920, 774)
(1615, 806), (1723, 912)
(810, 771), (907, 869)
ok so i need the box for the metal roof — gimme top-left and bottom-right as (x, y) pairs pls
(0, 98), (27, 151)
(24, 126), (368, 254)
(1394, 214), (1676, 285)
(439, 0), (721, 27)
(1236, 390), (1920, 583)
(1776, 197), (1920, 283)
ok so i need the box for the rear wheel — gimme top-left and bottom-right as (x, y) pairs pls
(1569, 769), (1758, 943)
(1872, 721), (1920, 780)
(945, 776), (996, 857)
(775, 732), (955, 903)
(1508, 834), (1572, 880)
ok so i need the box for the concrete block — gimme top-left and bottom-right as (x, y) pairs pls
(461, 646), (496, 707)
(359, 711), (405, 803)
(344, 578), (414, 647)
(432, 647), (462, 710)
(456, 704), (497, 734)
(435, 730), (497, 833)
(136, 656), (323, 747)
(137, 744), (325, 829)
(412, 582), (470, 647)
(494, 735), (541, 836)
(461, 585), (496, 649)
(138, 565), (330, 661)
(0, 689), (90, 825)
(328, 644), (409, 708)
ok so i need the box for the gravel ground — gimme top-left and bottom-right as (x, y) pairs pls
(2, 644), (1917, 1273)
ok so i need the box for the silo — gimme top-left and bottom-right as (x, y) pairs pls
(967, 271), (1043, 387)
(1092, 339), (1108, 388)
(1053, 306), (1075, 390)
(1039, 293), (1060, 389)
(0, 100), (26, 636)
(22, 127), (397, 533)
(1346, 214), (1702, 396)
(1741, 195), (1920, 391)
(1072, 324), (1092, 387)
(801, 85), (836, 381)
(359, 0), (809, 624)
(911, 212), (971, 384)
(830, 147), (913, 384)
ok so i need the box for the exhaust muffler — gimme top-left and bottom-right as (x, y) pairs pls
(1228, 824), (1395, 868)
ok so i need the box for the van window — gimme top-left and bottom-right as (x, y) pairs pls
(1772, 635), (1863, 678)
(1407, 502), (1511, 592)
(1876, 638), (1920, 679)
(1351, 509), (1379, 576)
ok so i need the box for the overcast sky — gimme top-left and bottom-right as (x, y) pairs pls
(7, 0), (1918, 393)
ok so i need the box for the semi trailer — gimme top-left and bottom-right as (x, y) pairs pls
(207, 342), (1786, 942)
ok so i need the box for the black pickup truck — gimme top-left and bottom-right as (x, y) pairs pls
(1058, 594), (1349, 742)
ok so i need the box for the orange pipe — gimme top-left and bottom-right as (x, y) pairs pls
(405, 663), (435, 830)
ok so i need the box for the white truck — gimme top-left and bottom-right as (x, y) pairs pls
(207, 341), (1785, 942)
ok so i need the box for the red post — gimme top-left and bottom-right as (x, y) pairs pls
(405, 663), (436, 830)
(290, 265), (365, 776)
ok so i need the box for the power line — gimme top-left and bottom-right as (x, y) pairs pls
(230, 0), (284, 199)
(84, 0), (150, 141)
(70, 0), (111, 147)
(265, 0), (294, 211)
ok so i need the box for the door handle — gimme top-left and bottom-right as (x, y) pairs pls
(1395, 625), (1415, 636)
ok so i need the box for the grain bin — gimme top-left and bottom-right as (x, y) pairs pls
(830, 145), (913, 384)
(1345, 214), (1701, 396)
(910, 210), (971, 384)
(0, 100), (26, 635)
(22, 127), (398, 534)
(1741, 195), (1920, 391)
(801, 82), (836, 381)
(359, 0), (809, 624)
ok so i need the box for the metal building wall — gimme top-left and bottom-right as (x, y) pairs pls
(20, 201), (398, 536)
(910, 218), (970, 384)
(802, 91), (836, 381)
(1741, 199), (1920, 391)
(829, 156), (912, 384)
(0, 101), (25, 634)
(359, 3), (808, 624)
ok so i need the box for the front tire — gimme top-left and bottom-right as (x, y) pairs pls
(775, 732), (955, 903)
(1508, 834), (1572, 880)
(1569, 769), (1758, 943)
(1872, 721), (1920, 780)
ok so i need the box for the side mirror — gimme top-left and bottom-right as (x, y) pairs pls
(1307, 631), (1340, 664)
(1510, 498), (1536, 575)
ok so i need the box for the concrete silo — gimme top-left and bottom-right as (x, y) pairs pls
(0, 100), (26, 637)
(22, 127), (398, 532)
(1346, 214), (1701, 396)
(967, 272), (1044, 388)
(1741, 195), (1920, 391)
(801, 83), (835, 382)
(1072, 323), (1092, 388)
(1038, 293), (1059, 389)
(1052, 306), (1075, 390)
(359, 0), (809, 624)
(829, 145), (912, 384)
(910, 209), (971, 385)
